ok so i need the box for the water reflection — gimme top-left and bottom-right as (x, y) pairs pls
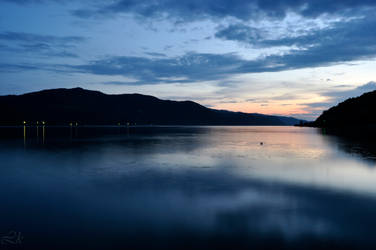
(320, 128), (376, 164)
(23, 125), (26, 146)
(0, 126), (376, 249)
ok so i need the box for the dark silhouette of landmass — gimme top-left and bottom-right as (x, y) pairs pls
(0, 88), (303, 126)
(302, 90), (376, 128)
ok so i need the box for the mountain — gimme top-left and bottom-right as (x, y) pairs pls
(0, 88), (303, 126)
(312, 90), (376, 128)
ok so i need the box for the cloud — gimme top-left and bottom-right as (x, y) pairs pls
(2, 21), (374, 86)
(4, 1), (376, 77)
(0, 31), (85, 58)
(4, 42), (370, 85)
(60, 16), (376, 83)
(216, 14), (376, 70)
(67, 52), (249, 84)
(0, 63), (41, 72)
(101, 81), (141, 86)
(323, 81), (376, 103)
(246, 94), (301, 103)
(0, 31), (85, 44)
(246, 98), (269, 103)
(0, 0), (42, 3)
(4, 0), (376, 21)
(219, 100), (240, 104)
(303, 102), (333, 109)
(215, 24), (264, 44)
(71, 0), (376, 22)
(63, 51), (323, 84)
(0, 0), (76, 4)
(0, 11), (374, 87)
(300, 82), (376, 120)
(269, 93), (301, 101)
(144, 52), (167, 57)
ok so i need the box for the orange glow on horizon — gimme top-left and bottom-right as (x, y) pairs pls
(212, 102), (307, 116)
(211, 95), (329, 119)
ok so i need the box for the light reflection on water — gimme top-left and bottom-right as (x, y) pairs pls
(0, 126), (376, 249)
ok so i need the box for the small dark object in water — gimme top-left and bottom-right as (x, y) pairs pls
(260, 142), (264, 145)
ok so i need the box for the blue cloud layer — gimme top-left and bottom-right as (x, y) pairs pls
(69, 53), (245, 83)
(0, 31), (85, 58)
(2, 0), (375, 83)
(0, 32), (84, 44)
(66, 11), (376, 85)
(215, 13), (376, 69)
(71, 0), (376, 21)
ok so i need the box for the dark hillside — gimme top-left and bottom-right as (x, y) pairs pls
(0, 88), (303, 126)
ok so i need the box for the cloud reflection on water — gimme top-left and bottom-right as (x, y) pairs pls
(1, 126), (376, 249)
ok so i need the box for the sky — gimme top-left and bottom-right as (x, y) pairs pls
(0, 0), (376, 120)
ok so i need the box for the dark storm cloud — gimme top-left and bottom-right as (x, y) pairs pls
(0, 31), (85, 58)
(71, 0), (376, 21)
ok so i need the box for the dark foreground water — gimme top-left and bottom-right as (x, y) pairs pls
(1, 126), (376, 250)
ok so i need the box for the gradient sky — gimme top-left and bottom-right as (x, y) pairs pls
(1, 0), (376, 120)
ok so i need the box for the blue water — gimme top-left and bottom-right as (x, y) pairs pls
(0, 126), (376, 249)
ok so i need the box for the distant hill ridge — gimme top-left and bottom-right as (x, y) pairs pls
(310, 90), (376, 128)
(0, 87), (303, 126)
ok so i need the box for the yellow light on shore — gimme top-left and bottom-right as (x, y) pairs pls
(42, 121), (46, 125)
(23, 121), (26, 125)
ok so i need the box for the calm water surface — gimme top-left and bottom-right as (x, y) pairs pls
(1, 126), (376, 249)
